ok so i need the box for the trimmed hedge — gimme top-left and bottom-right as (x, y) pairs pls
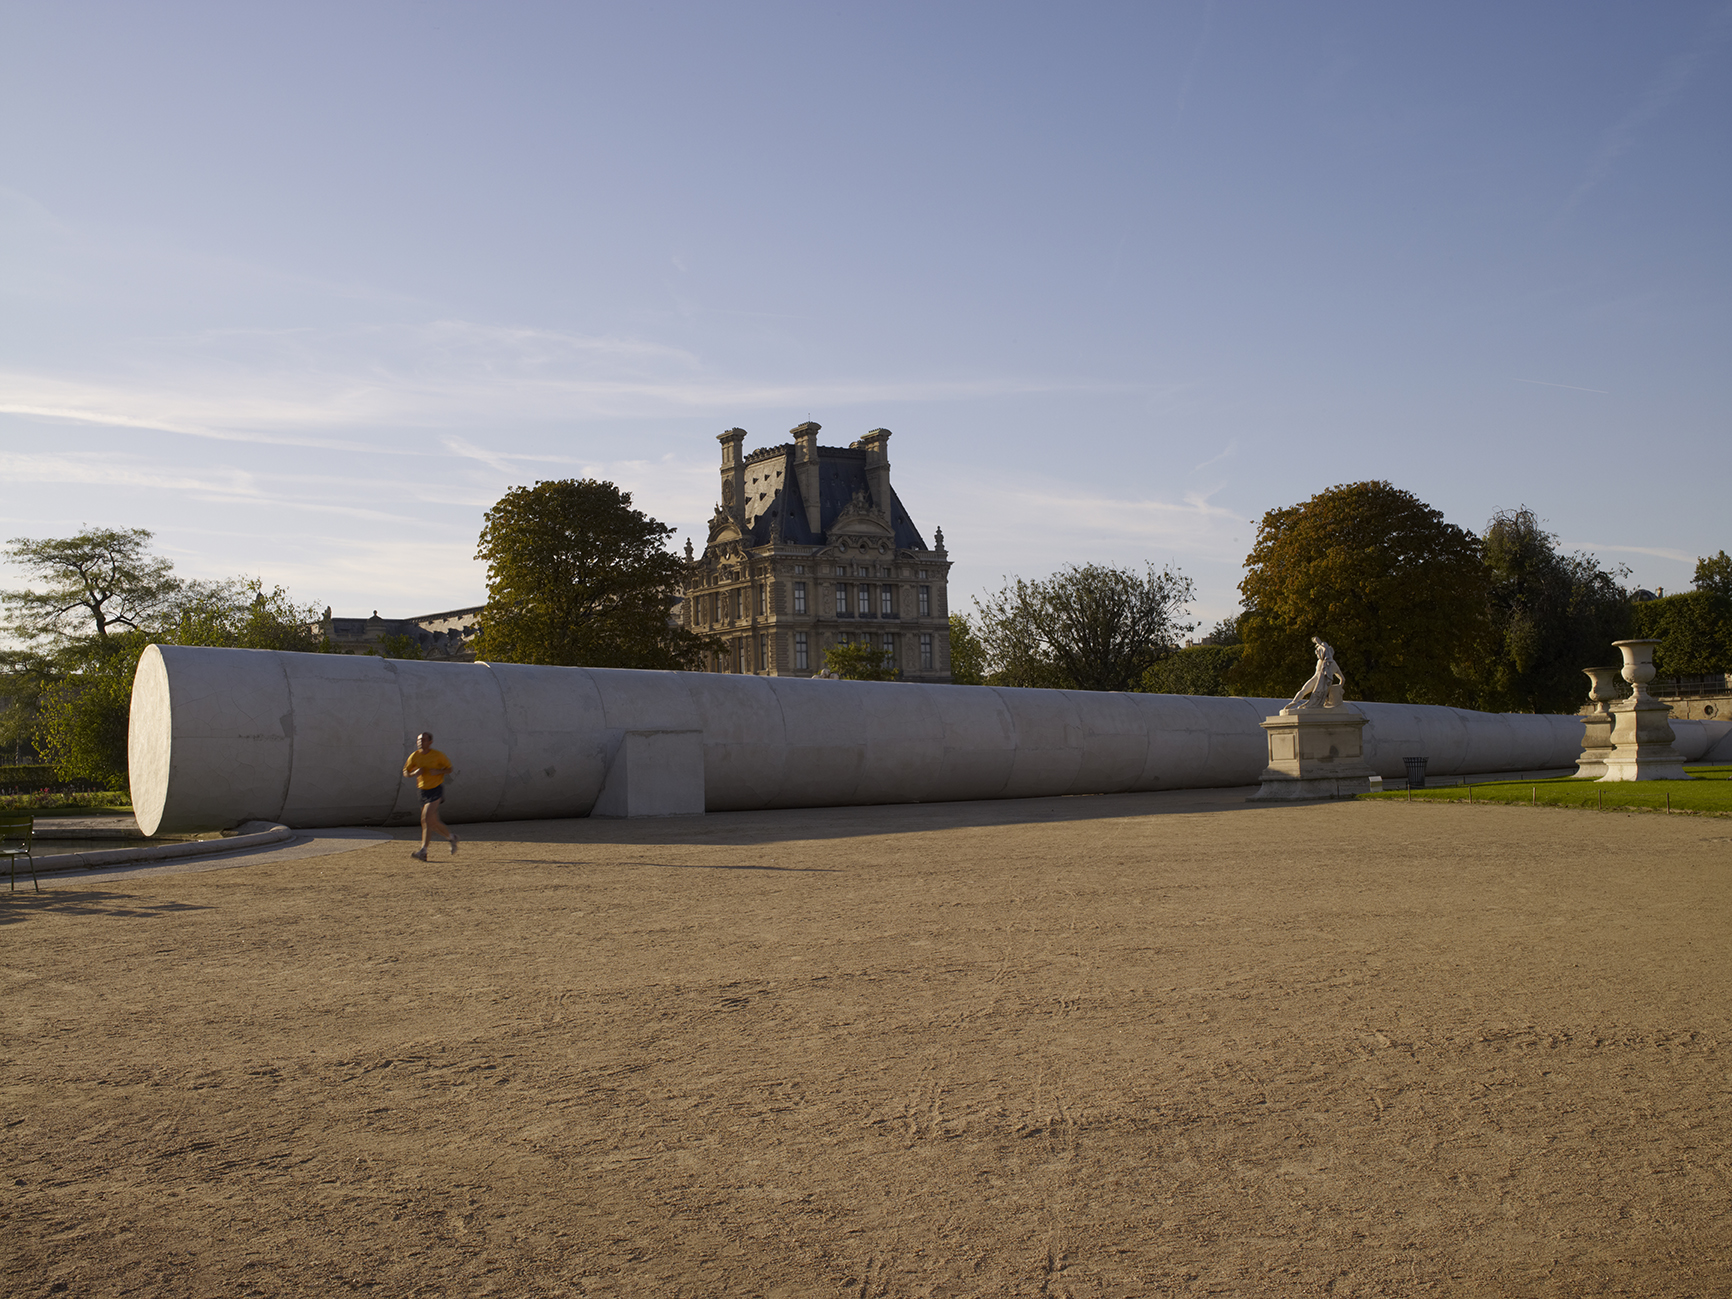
(0, 764), (117, 796)
(0, 764), (56, 787)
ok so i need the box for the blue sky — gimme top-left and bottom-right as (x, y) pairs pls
(3, 1), (1728, 629)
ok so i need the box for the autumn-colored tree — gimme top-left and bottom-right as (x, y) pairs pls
(473, 479), (713, 669)
(1228, 482), (1489, 705)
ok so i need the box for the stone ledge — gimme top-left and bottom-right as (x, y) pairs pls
(27, 821), (293, 873)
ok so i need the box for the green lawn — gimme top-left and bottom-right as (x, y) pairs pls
(1362, 766), (1732, 815)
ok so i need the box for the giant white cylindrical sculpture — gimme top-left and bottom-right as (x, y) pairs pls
(128, 645), (1732, 834)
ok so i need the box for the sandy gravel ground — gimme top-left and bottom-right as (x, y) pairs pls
(4, 791), (1731, 1297)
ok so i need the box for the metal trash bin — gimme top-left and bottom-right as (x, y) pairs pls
(1403, 756), (1428, 790)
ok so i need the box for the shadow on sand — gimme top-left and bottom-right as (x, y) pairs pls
(427, 784), (1334, 850)
(0, 890), (216, 924)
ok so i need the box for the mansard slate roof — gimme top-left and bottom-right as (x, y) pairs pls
(736, 444), (929, 550)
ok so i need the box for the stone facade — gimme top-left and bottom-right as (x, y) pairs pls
(680, 423), (953, 681)
(314, 606), (483, 660)
(1651, 673), (1732, 722)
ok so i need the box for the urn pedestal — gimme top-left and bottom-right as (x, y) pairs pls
(1600, 639), (1690, 782)
(1575, 714), (1615, 779)
(1574, 665), (1622, 779)
(1248, 707), (1377, 801)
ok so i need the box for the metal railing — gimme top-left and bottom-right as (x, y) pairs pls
(1650, 674), (1732, 699)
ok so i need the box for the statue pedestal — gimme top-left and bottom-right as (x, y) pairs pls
(1599, 699), (1690, 782)
(1574, 713), (1614, 779)
(1248, 707), (1376, 801)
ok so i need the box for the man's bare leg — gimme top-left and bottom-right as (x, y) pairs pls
(422, 798), (455, 853)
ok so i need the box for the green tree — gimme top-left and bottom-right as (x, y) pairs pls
(32, 632), (154, 788)
(1140, 643), (1244, 696)
(0, 654), (48, 765)
(1229, 482), (1488, 706)
(2, 527), (183, 646)
(171, 579), (326, 652)
(376, 633), (424, 660)
(1633, 590), (1732, 679)
(1478, 507), (1632, 712)
(972, 563), (1194, 692)
(473, 479), (714, 669)
(1200, 615), (1241, 646)
(824, 641), (899, 680)
(947, 614), (986, 685)
(1695, 550), (1732, 599)
(2, 527), (180, 786)
(4, 527), (328, 786)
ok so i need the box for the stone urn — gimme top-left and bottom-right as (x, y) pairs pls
(1576, 665), (1622, 777)
(1581, 665), (1623, 714)
(1613, 638), (1662, 704)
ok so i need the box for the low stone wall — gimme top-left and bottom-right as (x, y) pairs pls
(28, 821), (292, 872)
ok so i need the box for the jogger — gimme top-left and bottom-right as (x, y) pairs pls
(402, 732), (458, 860)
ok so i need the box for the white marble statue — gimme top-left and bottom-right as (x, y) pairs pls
(1281, 636), (1346, 713)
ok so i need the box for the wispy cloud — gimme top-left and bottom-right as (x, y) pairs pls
(0, 317), (1111, 443)
(0, 450), (438, 526)
(0, 379), (428, 453)
(956, 475), (1245, 568)
(0, 451), (259, 497)
(1565, 541), (1699, 566)
(1563, 7), (1732, 212)
(441, 435), (527, 475)
(1192, 438), (1238, 471)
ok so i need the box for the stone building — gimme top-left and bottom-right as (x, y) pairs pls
(681, 423), (953, 680)
(314, 606), (483, 660)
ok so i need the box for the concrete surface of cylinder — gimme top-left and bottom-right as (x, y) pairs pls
(128, 645), (1732, 834)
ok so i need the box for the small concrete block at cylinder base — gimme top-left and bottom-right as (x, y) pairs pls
(1600, 639), (1691, 782)
(592, 730), (705, 817)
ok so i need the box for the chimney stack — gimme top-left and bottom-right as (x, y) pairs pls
(858, 428), (892, 521)
(791, 422), (823, 535)
(718, 428), (747, 523)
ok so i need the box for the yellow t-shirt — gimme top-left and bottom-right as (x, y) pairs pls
(403, 748), (453, 790)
